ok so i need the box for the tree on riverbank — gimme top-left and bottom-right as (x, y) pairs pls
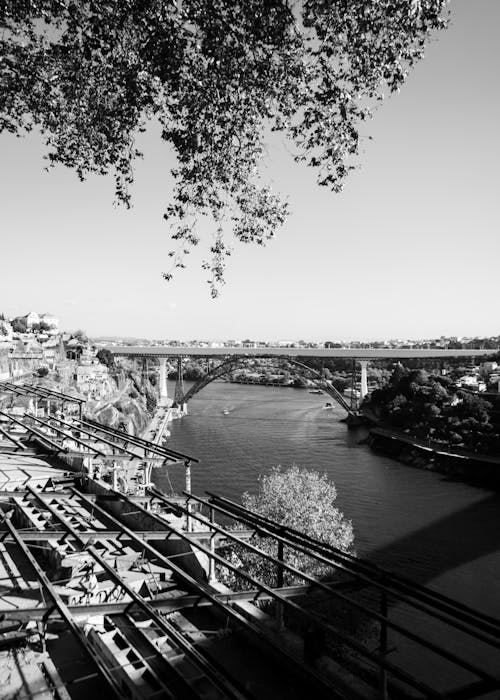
(216, 466), (354, 588)
(1, 1), (448, 295)
(365, 366), (500, 454)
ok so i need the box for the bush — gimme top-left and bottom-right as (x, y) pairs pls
(217, 466), (354, 589)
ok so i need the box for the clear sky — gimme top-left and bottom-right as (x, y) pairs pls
(0, 0), (498, 342)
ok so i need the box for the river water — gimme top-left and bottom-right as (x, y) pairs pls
(153, 380), (500, 686)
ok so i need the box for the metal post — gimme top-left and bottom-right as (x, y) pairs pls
(276, 540), (285, 630)
(185, 462), (192, 532)
(379, 588), (388, 700)
(351, 359), (357, 411)
(208, 506), (216, 583)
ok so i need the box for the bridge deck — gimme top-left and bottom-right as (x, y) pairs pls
(106, 345), (495, 360)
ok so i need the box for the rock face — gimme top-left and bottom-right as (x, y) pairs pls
(90, 370), (157, 436)
(93, 395), (151, 435)
(37, 365), (156, 438)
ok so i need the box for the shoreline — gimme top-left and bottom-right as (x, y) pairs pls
(363, 423), (500, 488)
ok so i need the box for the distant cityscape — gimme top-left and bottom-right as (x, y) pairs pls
(1, 309), (500, 351)
(96, 335), (500, 351)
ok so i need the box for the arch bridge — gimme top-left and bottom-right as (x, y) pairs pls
(172, 355), (355, 416)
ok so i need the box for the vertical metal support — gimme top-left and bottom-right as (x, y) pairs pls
(174, 356), (185, 406)
(38, 620), (47, 653)
(276, 541), (285, 631)
(185, 462), (192, 532)
(208, 506), (216, 583)
(379, 588), (388, 700)
(111, 462), (118, 491)
(79, 402), (83, 421)
(87, 455), (94, 480)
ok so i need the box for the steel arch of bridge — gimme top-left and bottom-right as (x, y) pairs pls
(174, 355), (354, 414)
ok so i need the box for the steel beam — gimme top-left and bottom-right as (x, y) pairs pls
(152, 491), (495, 687)
(0, 582), (352, 622)
(26, 486), (250, 700)
(5, 519), (122, 697)
(1, 529), (256, 543)
(81, 418), (199, 463)
(69, 488), (342, 700)
(206, 492), (500, 645)
(112, 489), (442, 699)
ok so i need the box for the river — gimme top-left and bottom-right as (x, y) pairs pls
(153, 380), (500, 686)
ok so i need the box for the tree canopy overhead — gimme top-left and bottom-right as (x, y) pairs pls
(1, 1), (448, 294)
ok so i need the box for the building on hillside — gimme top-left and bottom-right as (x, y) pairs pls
(0, 319), (13, 342)
(14, 311), (40, 330)
(74, 347), (110, 399)
(0, 348), (11, 380)
(11, 311), (59, 335)
(39, 313), (59, 334)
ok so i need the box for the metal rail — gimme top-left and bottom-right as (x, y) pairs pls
(27, 413), (107, 457)
(0, 581), (361, 622)
(0, 528), (255, 543)
(0, 409), (72, 454)
(40, 413), (150, 460)
(0, 381), (85, 405)
(0, 425), (25, 449)
(113, 490), (444, 698)
(205, 492), (500, 643)
(150, 490), (497, 688)
(24, 486), (255, 700)
(81, 417), (199, 463)
(68, 488), (343, 700)
(4, 518), (122, 698)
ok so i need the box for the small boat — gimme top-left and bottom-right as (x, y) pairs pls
(309, 389), (323, 395)
(323, 402), (333, 409)
(222, 409), (229, 415)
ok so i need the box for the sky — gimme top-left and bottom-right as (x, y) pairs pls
(0, 0), (498, 342)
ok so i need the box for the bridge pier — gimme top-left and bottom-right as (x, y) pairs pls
(158, 358), (168, 404)
(174, 357), (185, 406)
(359, 360), (369, 400)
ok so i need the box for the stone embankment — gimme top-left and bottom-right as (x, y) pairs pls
(364, 421), (500, 488)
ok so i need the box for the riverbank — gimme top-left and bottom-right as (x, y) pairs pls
(365, 424), (500, 488)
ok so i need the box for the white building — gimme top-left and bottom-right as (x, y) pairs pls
(39, 313), (59, 334)
(21, 311), (40, 329)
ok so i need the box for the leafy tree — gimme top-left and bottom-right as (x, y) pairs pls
(217, 466), (354, 588)
(11, 317), (27, 333)
(96, 348), (114, 368)
(73, 329), (88, 343)
(36, 366), (49, 377)
(1, 0), (448, 295)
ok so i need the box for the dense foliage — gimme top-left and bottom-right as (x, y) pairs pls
(217, 466), (354, 588)
(96, 348), (115, 368)
(1, 0), (448, 294)
(365, 366), (500, 455)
